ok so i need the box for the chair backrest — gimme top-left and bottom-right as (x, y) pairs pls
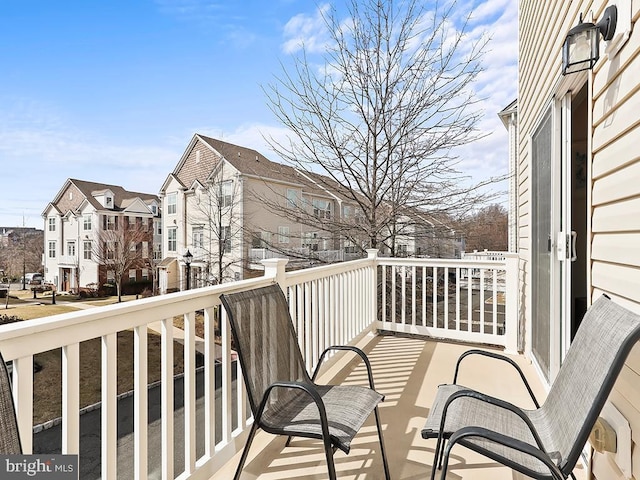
(220, 284), (311, 416)
(0, 353), (21, 454)
(542, 295), (640, 474)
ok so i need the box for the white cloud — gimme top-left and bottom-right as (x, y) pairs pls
(282, 4), (332, 54)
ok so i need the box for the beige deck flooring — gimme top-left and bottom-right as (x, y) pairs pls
(209, 334), (586, 480)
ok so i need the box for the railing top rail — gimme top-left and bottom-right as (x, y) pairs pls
(282, 257), (374, 286)
(377, 257), (511, 268)
(0, 276), (276, 360)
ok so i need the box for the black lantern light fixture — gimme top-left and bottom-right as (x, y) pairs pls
(183, 249), (193, 290)
(562, 5), (617, 75)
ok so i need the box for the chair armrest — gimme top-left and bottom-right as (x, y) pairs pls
(311, 345), (376, 390)
(439, 389), (546, 453)
(257, 381), (331, 437)
(453, 350), (540, 408)
(442, 426), (564, 480)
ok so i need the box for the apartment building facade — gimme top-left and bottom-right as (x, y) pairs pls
(42, 179), (161, 293)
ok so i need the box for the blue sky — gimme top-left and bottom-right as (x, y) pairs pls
(0, 0), (517, 228)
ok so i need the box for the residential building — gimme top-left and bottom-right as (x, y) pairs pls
(157, 134), (459, 293)
(42, 179), (160, 293)
(158, 134), (345, 292)
(518, 2), (640, 478)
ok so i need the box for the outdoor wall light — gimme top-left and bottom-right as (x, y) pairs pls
(562, 5), (617, 75)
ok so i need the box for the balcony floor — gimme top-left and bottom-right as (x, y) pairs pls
(210, 334), (586, 480)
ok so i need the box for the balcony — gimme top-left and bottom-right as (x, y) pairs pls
(0, 250), (564, 480)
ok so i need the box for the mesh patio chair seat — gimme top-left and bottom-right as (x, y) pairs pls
(220, 283), (390, 480)
(0, 353), (21, 454)
(421, 294), (640, 480)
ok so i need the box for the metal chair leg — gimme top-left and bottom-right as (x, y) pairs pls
(322, 435), (337, 480)
(374, 406), (391, 480)
(430, 431), (445, 480)
(233, 421), (259, 480)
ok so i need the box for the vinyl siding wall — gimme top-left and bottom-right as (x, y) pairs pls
(520, 1), (640, 478)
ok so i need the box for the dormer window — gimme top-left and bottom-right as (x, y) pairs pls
(151, 205), (157, 215)
(105, 196), (113, 208)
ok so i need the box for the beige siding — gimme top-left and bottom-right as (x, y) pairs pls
(589, 3), (640, 477)
(521, 1), (640, 478)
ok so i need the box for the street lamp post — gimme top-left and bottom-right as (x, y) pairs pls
(183, 249), (193, 290)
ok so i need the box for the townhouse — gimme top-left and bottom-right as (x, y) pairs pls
(42, 179), (161, 293)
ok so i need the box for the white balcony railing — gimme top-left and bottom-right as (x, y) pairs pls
(0, 250), (518, 479)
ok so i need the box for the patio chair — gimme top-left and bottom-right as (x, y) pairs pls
(0, 353), (21, 454)
(421, 294), (640, 480)
(220, 283), (390, 480)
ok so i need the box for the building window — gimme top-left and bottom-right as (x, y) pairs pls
(151, 205), (157, 215)
(221, 225), (231, 253)
(155, 220), (162, 236)
(105, 196), (113, 208)
(128, 216), (137, 230)
(67, 241), (76, 257)
(193, 226), (204, 248)
(218, 181), (232, 207)
(106, 241), (115, 260)
(83, 214), (92, 231)
(167, 227), (177, 252)
(278, 226), (290, 244)
(142, 241), (149, 258)
(129, 269), (136, 282)
(287, 188), (298, 207)
(312, 199), (331, 219)
(106, 215), (116, 230)
(83, 241), (92, 260)
(106, 270), (115, 283)
(154, 243), (162, 260)
(142, 217), (148, 228)
(303, 232), (319, 251)
(48, 241), (56, 258)
(167, 192), (177, 215)
(48, 218), (56, 232)
(142, 268), (149, 281)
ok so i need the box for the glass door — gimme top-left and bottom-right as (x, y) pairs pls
(531, 107), (553, 381)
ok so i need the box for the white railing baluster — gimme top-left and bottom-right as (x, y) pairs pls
(422, 267), (426, 326)
(221, 307), (233, 444)
(444, 267), (449, 329)
(467, 268), (473, 331)
(161, 318), (174, 480)
(493, 270), (498, 334)
(480, 269), (485, 333)
(381, 265), (387, 324)
(204, 307), (216, 457)
(456, 268), (461, 331)
(432, 267), (438, 328)
(183, 312), (196, 474)
(13, 356), (33, 454)
(411, 266), (416, 326)
(134, 325), (148, 480)
(101, 333), (117, 480)
(62, 343), (79, 454)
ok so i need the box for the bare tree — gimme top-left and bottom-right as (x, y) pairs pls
(457, 203), (508, 252)
(0, 229), (43, 283)
(264, 0), (500, 254)
(188, 167), (243, 285)
(92, 217), (152, 302)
